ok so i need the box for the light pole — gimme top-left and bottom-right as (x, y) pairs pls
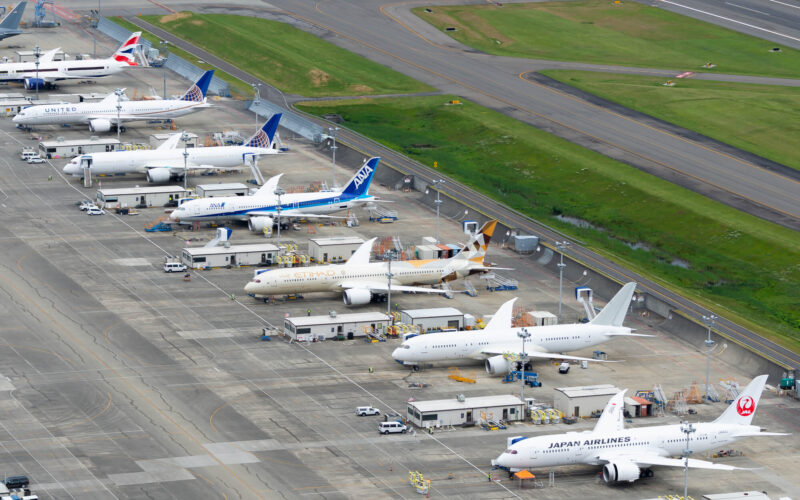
(33, 45), (41, 100)
(181, 131), (190, 191)
(432, 179), (444, 243)
(681, 421), (696, 499)
(517, 328), (531, 406)
(274, 187), (284, 239)
(703, 314), (717, 403)
(386, 251), (395, 322)
(555, 241), (570, 320)
(328, 127), (339, 189)
(114, 88), (124, 142)
(252, 82), (262, 127)
(161, 40), (169, 99)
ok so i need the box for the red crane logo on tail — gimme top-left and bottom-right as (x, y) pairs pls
(736, 396), (755, 417)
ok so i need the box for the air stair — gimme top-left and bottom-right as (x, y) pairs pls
(368, 204), (398, 222)
(145, 216), (173, 232)
(483, 273), (519, 291)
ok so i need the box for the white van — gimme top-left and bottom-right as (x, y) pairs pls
(163, 262), (187, 273)
(378, 421), (407, 434)
(19, 149), (37, 161)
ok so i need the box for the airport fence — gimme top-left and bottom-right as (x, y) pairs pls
(249, 100), (325, 145)
(97, 18), (153, 49)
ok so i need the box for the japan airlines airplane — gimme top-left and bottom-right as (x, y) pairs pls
(392, 282), (647, 371)
(62, 113), (282, 183)
(1, 32), (141, 89)
(243, 220), (502, 305)
(171, 156), (382, 232)
(494, 375), (786, 485)
(0, 2), (27, 42)
(13, 70), (213, 132)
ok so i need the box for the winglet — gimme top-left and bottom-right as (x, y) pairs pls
(593, 390), (627, 433)
(345, 238), (377, 266)
(180, 70), (214, 101)
(244, 113), (282, 149)
(590, 282), (636, 327)
(482, 297), (517, 332)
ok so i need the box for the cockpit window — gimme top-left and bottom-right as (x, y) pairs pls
(402, 344), (410, 349)
(505, 449), (518, 454)
(254, 279), (261, 284)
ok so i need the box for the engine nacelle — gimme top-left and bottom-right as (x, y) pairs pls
(24, 78), (46, 90)
(146, 167), (172, 183)
(343, 288), (372, 306)
(485, 355), (510, 375)
(248, 216), (274, 232)
(89, 118), (112, 133)
(602, 461), (640, 483)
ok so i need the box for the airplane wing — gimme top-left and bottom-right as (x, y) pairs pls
(242, 209), (346, 220)
(597, 452), (748, 471)
(479, 347), (617, 364)
(339, 281), (451, 294)
(142, 161), (230, 172)
(592, 390), (626, 433)
(40, 47), (62, 63)
(155, 133), (183, 150)
(482, 298), (517, 331)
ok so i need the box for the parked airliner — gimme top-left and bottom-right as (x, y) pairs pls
(0, 2), (27, 41)
(494, 375), (786, 485)
(13, 70), (213, 132)
(392, 282), (647, 371)
(171, 156), (381, 233)
(1, 32), (141, 89)
(62, 113), (282, 183)
(243, 220), (503, 305)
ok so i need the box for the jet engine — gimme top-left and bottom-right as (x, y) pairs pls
(89, 118), (112, 133)
(485, 355), (510, 375)
(146, 168), (172, 184)
(24, 78), (46, 90)
(343, 288), (372, 306)
(248, 216), (274, 232)
(602, 461), (640, 483)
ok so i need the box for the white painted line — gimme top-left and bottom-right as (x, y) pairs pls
(767, 0), (800, 11)
(661, 0), (800, 43)
(725, 2), (771, 15)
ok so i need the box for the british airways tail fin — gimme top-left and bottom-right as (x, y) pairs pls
(180, 70), (214, 102)
(341, 157), (379, 197)
(590, 282), (636, 327)
(112, 31), (141, 66)
(713, 375), (768, 426)
(0, 2), (26, 30)
(244, 113), (282, 149)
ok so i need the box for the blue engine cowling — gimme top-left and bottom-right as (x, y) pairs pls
(24, 78), (46, 90)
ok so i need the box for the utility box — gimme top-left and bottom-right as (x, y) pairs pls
(308, 237), (365, 264)
(196, 183), (249, 198)
(400, 307), (464, 332)
(509, 234), (539, 254)
(528, 311), (557, 326)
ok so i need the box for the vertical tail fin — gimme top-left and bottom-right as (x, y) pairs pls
(713, 375), (769, 426)
(244, 113), (282, 148)
(589, 282), (636, 327)
(0, 2), (26, 30)
(180, 70), (214, 102)
(452, 219), (498, 263)
(112, 31), (141, 66)
(341, 157), (379, 197)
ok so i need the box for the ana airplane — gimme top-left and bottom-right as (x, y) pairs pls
(243, 219), (503, 305)
(62, 113), (282, 183)
(392, 282), (647, 371)
(1, 31), (141, 89)
(0, 2), (27, 42)
(13, 70), (213, 132)
(494, 375), (786, 485)
(171, 156), (381, 232)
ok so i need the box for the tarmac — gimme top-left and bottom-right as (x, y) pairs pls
(0, 24), (796, 500)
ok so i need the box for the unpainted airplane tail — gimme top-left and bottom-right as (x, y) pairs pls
(713, 374), (768, 427)
(0, 2), (26, 30)
(180, 70), (214, 102)
(244, 113), (282, 149)
(111, 31), (141, 66)
(341, 157), (379, 197)
(589, 282), (636, 327)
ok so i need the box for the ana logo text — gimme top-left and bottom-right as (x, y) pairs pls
(736, 396), (755, 417)
(209, 202), (226, 210)
(352, 165), (373, 189)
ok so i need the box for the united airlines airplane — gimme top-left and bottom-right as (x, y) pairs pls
(1, 32), (141, 89)
(62, 113), (282, 183)
(13, 70), (213, 132)
(494, 375), (786, 485)
(392, 282), (648, 371)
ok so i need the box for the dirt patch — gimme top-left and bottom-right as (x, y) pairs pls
(308, 69), (331, 87)
(458, 11), (513, 45)
(190, 19), (205, 27)
(160, 12), (192, 24)
(350, 84), (373, 93)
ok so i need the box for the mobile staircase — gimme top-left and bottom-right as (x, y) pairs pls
(483, 272), (519, 291)
(145, 216), (173, 232)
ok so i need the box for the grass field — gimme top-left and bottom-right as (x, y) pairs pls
(414, 2), (800, 77)
(297, 96), (800, 351)
(541, 70), (800, 171)
(141, 12), (432, 97)
(109, 17), (253, 99)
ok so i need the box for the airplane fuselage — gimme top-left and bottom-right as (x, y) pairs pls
(0, 59), (127, 82)
(13, 99), (209, 126)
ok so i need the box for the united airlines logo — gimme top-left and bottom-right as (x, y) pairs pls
(209, 202), (226, 210)
(736, 396), (755, 417)
(44, 106), (78, 114)
(247, 130), (270, 149)
(353, 165), (373, 189)
(181, 84), (203, 102)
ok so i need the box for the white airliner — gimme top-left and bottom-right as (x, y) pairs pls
(1, 32), (141, 89)
(494, 375), (786, 485)
(243, 220), (503, 305)
(13, 70), (213, 132)
(62, 113), (282, 183)
(392, 282), (647, 371)
(171, 156), (382, 233)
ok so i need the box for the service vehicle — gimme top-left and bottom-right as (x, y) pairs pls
(355, 406), (381, 416)
(86, 207), (105, 216)
(163, 261), (188, 273)
(378, 421), (407, 434)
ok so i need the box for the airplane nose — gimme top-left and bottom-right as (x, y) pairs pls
(244, 281), (257, 294)
(169, 211), (178, 222)
(391, 348), (404, 361)
(12, 115), (20, 123)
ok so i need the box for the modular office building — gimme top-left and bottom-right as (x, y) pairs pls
(407, 395), (524, 428)
(553, 384), (621, 418)
(283, 312), (390, 341)
(181, 243), (280, 269)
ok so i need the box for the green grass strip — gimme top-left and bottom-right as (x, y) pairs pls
(414, 2), (800, 78)
(297, 96), (800, 352)
(140, 12), (433, 97)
